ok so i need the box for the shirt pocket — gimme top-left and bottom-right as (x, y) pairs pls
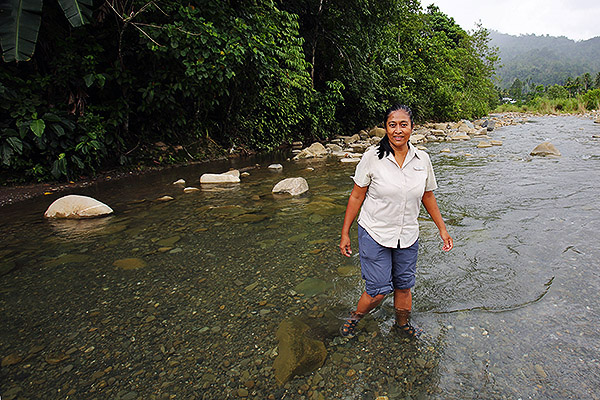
(405, 165), (427, 195)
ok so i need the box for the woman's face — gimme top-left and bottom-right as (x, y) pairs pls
(386, 109), (413, 151)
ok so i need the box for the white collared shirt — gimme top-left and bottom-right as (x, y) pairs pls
(353, 144), (437, 248)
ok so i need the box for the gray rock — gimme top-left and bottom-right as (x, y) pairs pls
(293, 143), (328, 160)
(44, 195), (113, 219)
(530, 142), (561, 157)
(268, 164), (283, 170)
(326, 143), (343, 152)
(272, 177), (309, 196)
(273, 318), (327, 386)
(487, 120), (496, 131)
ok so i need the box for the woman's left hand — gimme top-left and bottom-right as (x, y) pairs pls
(440, 230), (453, 251)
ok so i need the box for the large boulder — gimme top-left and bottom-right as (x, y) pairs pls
(272, 177), (309, 196)
(530, 142), (561, 157)
(273, 318), (327, 386)
(44, 195), (113, 219)
(368, 127), (386, 138)
(293, 142), (328, 160)
(409, 134), (426, 144)
(200, 169), (240, 183)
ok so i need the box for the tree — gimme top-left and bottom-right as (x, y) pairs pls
(582, 72), (592, 91)
(0, 0), (92, 62)
(509, 78), (523, 100)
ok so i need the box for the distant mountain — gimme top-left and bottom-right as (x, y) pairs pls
(489, 31), (600, 89)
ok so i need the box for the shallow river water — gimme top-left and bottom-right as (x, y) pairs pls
(1, 115), (600, 400)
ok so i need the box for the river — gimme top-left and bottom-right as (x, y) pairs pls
(1, 114), (599, 399)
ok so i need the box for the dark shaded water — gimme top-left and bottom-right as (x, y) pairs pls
(1, 115), (600, 399)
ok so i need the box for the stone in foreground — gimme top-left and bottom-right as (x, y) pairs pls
(44, 195), (113, 219)
(530, 141), (561, 157)
(273, 318), (327, 386)
(200, 170), (240, 183)
(272, 177), (309, 196)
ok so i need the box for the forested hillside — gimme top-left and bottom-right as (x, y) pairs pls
(0, 0), (499, 183)
(490, 31), (600, 88)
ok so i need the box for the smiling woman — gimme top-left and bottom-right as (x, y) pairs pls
(338, 104), (453, 338)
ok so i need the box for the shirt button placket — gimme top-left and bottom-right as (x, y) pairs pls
(397, 168), (406, 248)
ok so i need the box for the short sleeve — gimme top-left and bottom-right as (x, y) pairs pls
(352, 149), (373, 187)
(424, 153), (438, 191)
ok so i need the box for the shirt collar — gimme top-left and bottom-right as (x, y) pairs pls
(385, 142), (420, 167)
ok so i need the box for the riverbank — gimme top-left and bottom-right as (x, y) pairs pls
(1, 111), (597, 208)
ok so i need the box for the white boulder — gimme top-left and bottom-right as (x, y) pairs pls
(44, 195), (113, 219)
(200, 169), (241, 183)
(272, 177), (309, 196)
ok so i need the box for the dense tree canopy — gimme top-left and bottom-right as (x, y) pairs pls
(0, 0), (500, 182)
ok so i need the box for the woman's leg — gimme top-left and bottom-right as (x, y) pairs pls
(393, 288), (412, 325)
(356, 291), (386, 315)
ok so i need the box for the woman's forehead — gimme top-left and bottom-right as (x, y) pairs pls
(388, 110), (411, 121)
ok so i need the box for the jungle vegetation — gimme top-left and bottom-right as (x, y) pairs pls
(1, 0), (500, 182)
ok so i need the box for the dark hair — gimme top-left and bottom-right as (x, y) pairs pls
(377, 104), (414, 159)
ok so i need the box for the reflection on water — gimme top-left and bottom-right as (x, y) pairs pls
(1, 115), (600, 399)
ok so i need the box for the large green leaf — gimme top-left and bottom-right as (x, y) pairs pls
(57, 0), (92, 27)
(0, 0), (43, 62)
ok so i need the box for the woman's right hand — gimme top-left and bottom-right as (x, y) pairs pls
(340, 233), (352, 257)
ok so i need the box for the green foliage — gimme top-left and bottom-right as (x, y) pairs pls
(546, 84), (569, 100)
(490, 31), (600, 89)
(1, 0), (504, 183)
(582, 89), (600, 110)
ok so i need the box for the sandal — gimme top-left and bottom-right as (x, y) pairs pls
(392, 322), (422, 339)
(340, 311), (363, 338)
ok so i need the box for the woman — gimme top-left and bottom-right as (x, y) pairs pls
(339, 104), (453, 338)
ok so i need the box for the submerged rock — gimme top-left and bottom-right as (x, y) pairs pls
(113, 258), (147, 270)
(44, 195), (113, 219)
(294, 277), (332, 297)
(268, 164), (283, 170)
(273, 318), (327, 386)
(530, 142), (561, 157)
(272, 177), (309, 196)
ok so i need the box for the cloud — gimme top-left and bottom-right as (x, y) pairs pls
(426, 0), (600, 41)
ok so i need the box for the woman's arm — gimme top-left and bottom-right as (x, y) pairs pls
(421, 190), (453, 251)
(340, 184), (369, 257)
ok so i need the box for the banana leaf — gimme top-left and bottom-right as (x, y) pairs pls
(0, 0), (92, 62)
(57, 0), (92, 27)
(0, 0), (43, 62)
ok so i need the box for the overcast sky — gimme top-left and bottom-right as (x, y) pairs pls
(425, 0), (600, 41)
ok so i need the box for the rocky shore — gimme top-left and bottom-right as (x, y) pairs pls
(2, 111), (598, 208)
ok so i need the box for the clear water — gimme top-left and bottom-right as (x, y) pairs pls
(1, 115), (599, 399)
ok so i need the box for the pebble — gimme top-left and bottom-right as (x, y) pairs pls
(534, 364), (548, 379)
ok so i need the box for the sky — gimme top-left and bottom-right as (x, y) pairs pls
(424, 0), (600, 41)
